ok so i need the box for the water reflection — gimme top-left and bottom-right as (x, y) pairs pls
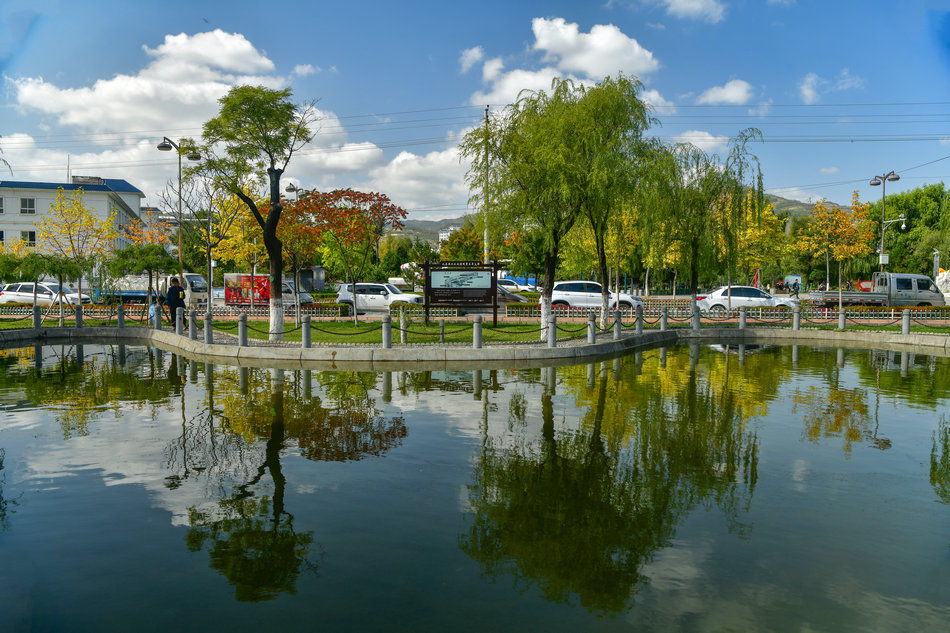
(460, 359), (759, 616)
(1, 342), (949, 626)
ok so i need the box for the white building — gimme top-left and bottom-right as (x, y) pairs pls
(0, 176), (144, 250)
(438, 225), (461, 244)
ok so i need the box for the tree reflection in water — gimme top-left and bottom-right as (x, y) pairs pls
(181, 367), (407, 601)
(931, 415), (950, 504)
(460, 358), (758, 616)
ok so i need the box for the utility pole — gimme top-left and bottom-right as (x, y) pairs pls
(483, 105), (490, 265)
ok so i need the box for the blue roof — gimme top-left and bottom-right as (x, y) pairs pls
(0, 179), (144, 196)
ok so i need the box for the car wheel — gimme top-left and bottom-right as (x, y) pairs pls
(917, 302), (930, 307)
(552, 301), (569, 309)
(709, 304), (727, 315)
(619, 302), (633, 310)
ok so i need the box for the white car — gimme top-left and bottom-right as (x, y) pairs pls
(697, 286), (798, 313)
(550, 281), (643, 309)
(0, 281), (92, 306)
(497, 278), (535, 292)
(337, 282), (423, 312)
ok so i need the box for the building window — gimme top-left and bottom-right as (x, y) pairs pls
(0, 231), (4, 243)
(20, 231), (35, 247)
(0, 198), (4, 214)
(20, 198), (36, 215)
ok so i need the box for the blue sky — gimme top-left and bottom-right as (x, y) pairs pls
(1, 0), (949, 218)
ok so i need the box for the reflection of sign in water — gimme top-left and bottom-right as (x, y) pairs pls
(431, 270), (492, 289)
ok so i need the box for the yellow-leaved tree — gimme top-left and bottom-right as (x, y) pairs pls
(37, 186), (118, 299)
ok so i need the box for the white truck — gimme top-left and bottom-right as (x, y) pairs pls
(809, 272), (945, 307)
(111, 273), (210, 306)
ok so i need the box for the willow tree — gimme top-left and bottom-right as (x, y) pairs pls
(461, 79), (587, 338)
(196, 86), (316, 341)
(641, 129), (762, 297)
(575, 76), (654, 327)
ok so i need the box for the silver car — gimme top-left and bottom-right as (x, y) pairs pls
(0, 282), (91, 306)
(697, 286), (797, 313)
(550, 280), (642, 309)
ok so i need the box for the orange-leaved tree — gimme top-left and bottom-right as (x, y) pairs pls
(298, 189), (407, 324)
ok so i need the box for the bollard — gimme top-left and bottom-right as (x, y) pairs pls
(204, 311), (213, 344)
(613, 311), (621, 340)
(189, 310), (198, 340)
(175, 308), (183, 335)
(75, 304), (83, 329)
(382, 314), (392, 349)
(238, 313), (248, 347)
(302, 315), (311, 348)
(117, 304), (125, 329)
(399, 307), (407, 345)
(838, 309), (846, 331)
(381, 371), (392, 402)
(792, 305), (800, 331)
(439, 319), (445, 343)
(473, 369), (482, 399)
(791, 344), (799, 366)
(473, 314), (483, 349)
(660, 346), (667, 368)
(587, 313), (596, 344)
(738, 344), (746, 366)
(739, 306), (747, 330)
(691, 305), (701, 331)
(548, 315), (557, 348)
(900, 351), (909, 377)
(33, 305), (41, 329)
(660, 307), (668, 331)
(902, 309), (910, 335)
(635, 304), (643, 335)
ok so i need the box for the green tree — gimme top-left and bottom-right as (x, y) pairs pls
(196, 85), (316, 341)
(461, 78), (589, 338)
(641, 129), (761, 295)
(439, 222), (482, 261)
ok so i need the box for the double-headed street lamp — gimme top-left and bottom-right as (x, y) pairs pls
(157, 137), (201, 274)
(286, 183), (304, 201)
(869, 170), (900, 271)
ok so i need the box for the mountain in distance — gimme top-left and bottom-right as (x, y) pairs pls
(396, 215), (475, 244)
(394, 194), (839, 244)
(768, 193), (845, 218)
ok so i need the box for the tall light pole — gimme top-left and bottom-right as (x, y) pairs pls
(286, 183), (303, 201)
(157, 136), (201, 275)
(869, 170), (900, 271)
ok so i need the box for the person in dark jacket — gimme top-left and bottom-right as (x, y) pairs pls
(164, 277), (186, 324)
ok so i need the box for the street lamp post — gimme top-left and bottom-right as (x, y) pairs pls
(286, 183), (303, 201)
(157, 137), (201, 275)
(869, 170), (900, 271)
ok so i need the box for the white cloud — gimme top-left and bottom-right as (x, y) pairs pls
(365, 147), (470, 214)
(642, 88), (675, 112)
(459, 46), (484, 73)
(482, 57), (504, 82)
(834, 68), (864, 91)
(820, 166), (839, 174)
(531, 17), (659, 77)
(672, 130), (728, 152)
(939, 137), (950, 146)
(799, 68), (864, 104)
(648, 0), (725, 24)
(471, 66), (586, 106)
(293, 63), (318, 77)
(697, 79), (753, 105)
(748, 100), (772, 117)
(142, 29), (275, 74)
(10, 30), (287, 134)
(774, 186), (822, 203)
(799, 72), (820, 104)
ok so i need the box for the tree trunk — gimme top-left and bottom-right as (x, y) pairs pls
(689, 240), (700, 297)
(596, 241), (610, 330)
(644, 267), (650, 298)
(540, 252), (557, 342)
(207, 243), (213, 308)
(838, 260), (843, 312)
(294, 260), (301, 327)
(265, 235), (283, 342)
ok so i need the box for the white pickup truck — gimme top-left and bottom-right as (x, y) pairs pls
(809, 272), (945, 307)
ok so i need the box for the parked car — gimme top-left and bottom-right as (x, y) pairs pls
(0, 282), (91, 306)
(696, 286), (798, 313)
(496, 278), (522, 293)
(337, 283), (423, 312)
(549, 281), (643, 309)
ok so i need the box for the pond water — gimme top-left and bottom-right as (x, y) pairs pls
(1, 343), (949, 632)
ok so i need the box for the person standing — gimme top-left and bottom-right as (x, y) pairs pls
(164, 278), (186, 326)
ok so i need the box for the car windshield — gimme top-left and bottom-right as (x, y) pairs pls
(385, 284), (402, 294)
(185, 274), (208, 292)
(44, 284), (73, 294)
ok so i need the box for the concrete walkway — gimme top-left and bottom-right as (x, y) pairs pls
(1, 323), (948, 371)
